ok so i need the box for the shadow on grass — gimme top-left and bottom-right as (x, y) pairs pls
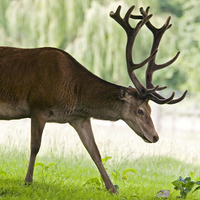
(0, 177), (117, 200)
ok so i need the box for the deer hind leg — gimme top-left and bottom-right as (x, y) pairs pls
(70, 118), (118, 194)
(24, 111), (47, 183)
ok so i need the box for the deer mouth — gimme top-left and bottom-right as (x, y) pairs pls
(142, 135), (159, 143)
(142, 136), (152, 143)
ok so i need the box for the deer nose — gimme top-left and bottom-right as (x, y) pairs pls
(153, 135), (159, 143)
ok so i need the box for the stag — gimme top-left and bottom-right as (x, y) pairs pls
(0, 5), (186, 194)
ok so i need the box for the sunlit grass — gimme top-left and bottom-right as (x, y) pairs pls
(0, 119), (200, 199)
(1, 147), (200, 199)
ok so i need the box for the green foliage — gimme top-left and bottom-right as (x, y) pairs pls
(101, 156), (112, 165)
(35, 162), (56, 171)
(66, 0), (181, 88)
(160, 0), (183, 17)
(111, 168), (137, 182)
(0, 0), (93, 48)
(0, 0), (198, 94)
(1, 146), (200, 199)
(172, 172), (200, 198)
(175, 0), (200, 93)
(0, 170), (8, 176)
(83, 156), (136, 192)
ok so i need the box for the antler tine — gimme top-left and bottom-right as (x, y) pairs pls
(151, 90), (188, 104)
(109, 5), (137, 35)
(141, 10), (173, 88)
(138, 7), (187, 104)
(148, 92), (175, 104)
(110, 5), (152, 37)
(154, 51), (180, 71)
(146, 51), (180, 91)
(148, 51), (180, 91)
(140, 7), (172, 32)
(110, 5), (159, 97)
(110, 6), (130, 34)
(124, 5), (136, 24)
(167, 90), (188, 104)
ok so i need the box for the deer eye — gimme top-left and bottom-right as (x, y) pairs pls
(137, 109), (144, 116)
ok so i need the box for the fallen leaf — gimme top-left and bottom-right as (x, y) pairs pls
(156, 190), (170, 198)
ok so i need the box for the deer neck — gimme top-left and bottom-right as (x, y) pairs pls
(89, 84), (123, 121)
(75, 80), (123, 121)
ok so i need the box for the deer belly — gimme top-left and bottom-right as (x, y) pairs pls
(47, 109), (80, 124)
(0, 102), (30, 120)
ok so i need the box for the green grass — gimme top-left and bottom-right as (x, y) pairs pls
(1, 147), (200, 200)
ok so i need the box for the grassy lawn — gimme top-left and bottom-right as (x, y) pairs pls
(1, 148), (200, 200)
(0, 118), (200, 199)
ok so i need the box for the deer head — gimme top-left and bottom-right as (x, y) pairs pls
(110, 5), (187, 143)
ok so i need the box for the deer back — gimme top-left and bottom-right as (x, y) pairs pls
(0, 46), (121, 120)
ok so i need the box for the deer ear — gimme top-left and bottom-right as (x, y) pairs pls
(118, 88), (130, 100)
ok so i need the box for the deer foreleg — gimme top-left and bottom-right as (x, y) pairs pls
(70, 118), (118, 194)
(25, 111), (47, 183)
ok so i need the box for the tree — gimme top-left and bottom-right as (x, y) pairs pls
(0, 0), (195, 95)
(176, 0), (200, 93)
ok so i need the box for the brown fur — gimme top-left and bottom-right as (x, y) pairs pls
(0, 46), (159, 194)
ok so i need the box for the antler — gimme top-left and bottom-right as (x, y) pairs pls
(138, 7), (187, 104)
(110, 6), (160, 98)
(110, 5), (187, 104)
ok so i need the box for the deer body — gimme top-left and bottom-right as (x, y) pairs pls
(0, 46), (153, 193)
(0, 47), (121, 121)
(1, 5), (187, 195)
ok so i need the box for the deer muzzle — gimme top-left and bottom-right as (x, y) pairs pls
(142, 134), (159, 143)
